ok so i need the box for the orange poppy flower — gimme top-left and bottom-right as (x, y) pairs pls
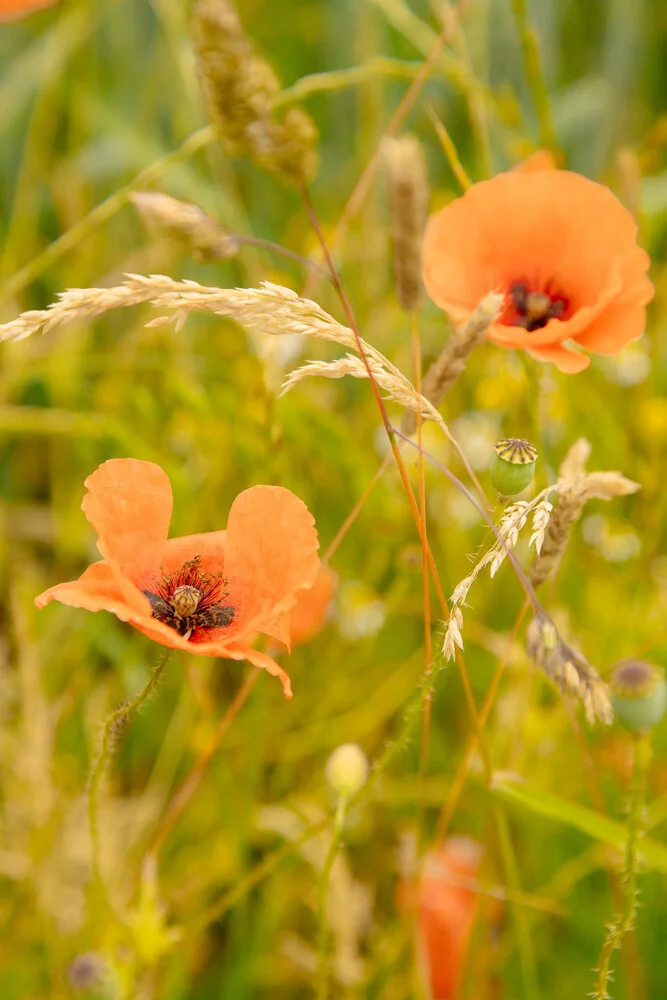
(512, 148), (558, 174)
(35, 459), (321, 698)
(0, 0), (59, 20)
(423, 168), (653, 372)
(400, 838), (482, 1000)
(289, 565), (336, 647)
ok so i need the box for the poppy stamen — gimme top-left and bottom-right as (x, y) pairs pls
(143, 555), (235, 639)
(510, 281), (567, 332)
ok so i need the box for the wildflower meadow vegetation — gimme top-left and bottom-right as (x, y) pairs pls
(2, 0), (667, 997)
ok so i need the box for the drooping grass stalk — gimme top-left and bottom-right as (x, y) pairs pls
(315, 796), (349, 1000)
(510, 0), (558, 151)
(593, 733), (651, 1000)
(393, 429), (545, 615)
(88, 648), (172, 894)
(0, 128), (215, 307)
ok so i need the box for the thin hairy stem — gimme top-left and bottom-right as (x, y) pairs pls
(315, 797), (348, 1000)
(88, 648), (172, 894)
(594, 734), (651, 1000)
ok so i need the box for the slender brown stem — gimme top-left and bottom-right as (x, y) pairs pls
(147, 667), (261, 857)
(322, 452), (392, 564)
(433, 602), (528, 847)
(300, 184), (492, 780)
(301, 15), (457, 299)
(411, 312), (433, 846)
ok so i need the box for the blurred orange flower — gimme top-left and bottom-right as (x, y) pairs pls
(35, 459), (320, 698)
(400, 838), (482, 999)
(423, 168), (653, 372)
(289, 565), (336, 647)
(512, 149), (558, 174)
(0, 0), (59, 20)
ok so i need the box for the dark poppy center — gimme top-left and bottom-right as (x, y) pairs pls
(509, 281), (567, 332)
(143, 555), (235, 640)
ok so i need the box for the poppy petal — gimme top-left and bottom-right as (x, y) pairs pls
(513, 149), (558, 174)
(82, 459), (172, 585)
(223, 643), (293, 698)
(125, 616), (293, 697)
(289, 566), (337, 647)
(572, 272), (654, 355)
(223, 485), (320, 645)
(159, 531), (227, 577)
(422, 168), (653, 369)
(35, 562), (150, 619)
(0, 0), (59, 20)
(525, 342), (591, 373)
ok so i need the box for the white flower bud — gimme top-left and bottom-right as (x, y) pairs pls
(325, 743), (369, 800)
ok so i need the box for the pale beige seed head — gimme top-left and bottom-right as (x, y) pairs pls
(526, 614), (613, 725)
(191, 0), (318, 185)
(191, 0), (276, 153)
(130, 191), (239, 262)
(384, 134), (429, 312)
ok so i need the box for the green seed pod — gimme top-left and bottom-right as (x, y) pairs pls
(489, 438), (538, 497)
(610, 660), (667, 733)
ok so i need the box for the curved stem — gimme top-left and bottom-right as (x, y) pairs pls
(147, 666), (260, 858)
(393, 427), (545, 614)
(88, 648), (172, 895)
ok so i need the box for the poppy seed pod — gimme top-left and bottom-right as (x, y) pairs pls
(490, 438), (538, 497)
(610, 660), (667, 733)
(326, 743), (369, 800)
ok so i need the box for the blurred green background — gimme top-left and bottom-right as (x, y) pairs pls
(2, 0), (667, 997)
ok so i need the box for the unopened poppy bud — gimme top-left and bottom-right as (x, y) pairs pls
(489, 437), (537, 497)
(326, 743), (369, 800)
(610, 660), (667, 733)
